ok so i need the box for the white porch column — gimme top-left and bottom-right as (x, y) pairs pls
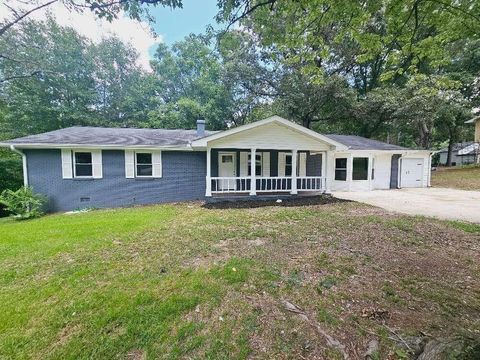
(249, 148), (256, 195)
(321, 151), (327, 192)
(291, 149), (298, 195)
(206, 146), (212, 196)
(325, 151), (334, 193)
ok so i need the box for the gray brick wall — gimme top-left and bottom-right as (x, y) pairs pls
(25, 149), (206, 212)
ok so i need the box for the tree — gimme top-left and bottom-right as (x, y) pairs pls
(0, 19), (97, 137)
(217, 0), (480, 84)
(88, 37), (160, 126)
(0, 0), (182, 38)
(0, 0), (183, 82)
(149, 33), (274, 130)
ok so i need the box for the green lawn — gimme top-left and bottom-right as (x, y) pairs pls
(0, 201), (479, 359)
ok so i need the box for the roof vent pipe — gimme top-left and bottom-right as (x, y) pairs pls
(196, 119), (205, 137)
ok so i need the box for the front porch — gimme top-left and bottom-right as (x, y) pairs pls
(191, 116), (345, 198)
(205, 148), (328, 196)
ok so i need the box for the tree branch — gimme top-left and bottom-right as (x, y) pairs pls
(0, 0), (58, 37)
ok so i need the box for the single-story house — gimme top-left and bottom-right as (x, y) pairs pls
(437, 142), (479, 166)
(0, 116), (433, 212)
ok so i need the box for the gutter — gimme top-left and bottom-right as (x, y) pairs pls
(10, 145), (28, 187)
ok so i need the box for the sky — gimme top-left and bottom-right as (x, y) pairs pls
(2, 0), (220, 71)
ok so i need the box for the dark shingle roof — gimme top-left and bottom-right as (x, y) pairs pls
(3, 125), (410, 151)
(325, 134), (407, 150)
(2, 126), (218, 147)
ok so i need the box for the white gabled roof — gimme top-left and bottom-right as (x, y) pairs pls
(191, 116), (348, 150)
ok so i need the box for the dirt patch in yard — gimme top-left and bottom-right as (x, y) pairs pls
(187, 203), (480, 358)
(432, 166), (480, 191)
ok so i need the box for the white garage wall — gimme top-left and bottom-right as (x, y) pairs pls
(331, 150), (431, 192)
(373, 153), (392, 189)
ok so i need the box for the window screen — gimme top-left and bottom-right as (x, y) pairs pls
(352, 157), (368, 180)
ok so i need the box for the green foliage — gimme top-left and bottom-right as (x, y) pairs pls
(0, 148), (23, 217)
(216, 0), (479, 150)
(0, 187), (46, 220)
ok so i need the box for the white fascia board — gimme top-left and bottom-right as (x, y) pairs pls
(334, 149), (433, 155)
(190, 115), (348, 150)
(0, 143), (196, 151)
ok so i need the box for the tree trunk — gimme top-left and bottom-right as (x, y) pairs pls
(302, 118), (311, 129)
(446, 126), (457, 167)
(446, 139), (454, 167)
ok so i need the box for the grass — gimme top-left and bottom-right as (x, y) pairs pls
(431, 165), (480, 190)
(0, 201), (479, 359)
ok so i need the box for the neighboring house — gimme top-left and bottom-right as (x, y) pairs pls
(437, 142), (479, 166)
(0, 116), (433, 212)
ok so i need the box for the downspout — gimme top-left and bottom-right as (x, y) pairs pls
(10, 145), (28, 187)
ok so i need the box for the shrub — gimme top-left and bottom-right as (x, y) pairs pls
(0, 187), (46, 220)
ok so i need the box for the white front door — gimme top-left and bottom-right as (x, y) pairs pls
(401, 158), (424, 188)
(218, 152), (236, 190)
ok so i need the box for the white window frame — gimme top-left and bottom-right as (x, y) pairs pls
(135, 151), (154, 178)
(285, 153), (293, 176)
(334, 157), (348, 181)
(73, 150), (93, 178)
(352, 157), (369, 181)
(248, 153), (263, 176)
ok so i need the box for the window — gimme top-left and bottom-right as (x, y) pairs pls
(136, 152), (153, 177)
(74, 152), (93, 177)
(335, 158), (347, 181)
(285, 154), (292, 176)
(352, 157), (368, 180)
(222, 155), (233, 163)
(248, 153), (262, 176)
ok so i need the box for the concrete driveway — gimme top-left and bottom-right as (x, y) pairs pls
(333, 188), (480, 223)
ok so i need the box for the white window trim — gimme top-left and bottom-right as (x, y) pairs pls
(73, 150), (94, 179)
(135, 151), (154, 178)
(285, 153), (293, 176)
(334, 157), (348, 181)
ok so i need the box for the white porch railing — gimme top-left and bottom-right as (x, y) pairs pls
(297, 176), (326, 191)
(210, 177), (250, 194)
(210, 176), (325, 194)
(256, 177), (291, 192)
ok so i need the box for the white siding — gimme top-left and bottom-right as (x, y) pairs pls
(240, 152), (248, 176)
(262, 152), (270, 177)
(278, 152), (286, 176)
(373, 153), (392, 189)
(298, 152), (307, 176)
(209, 122), (331, 151)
